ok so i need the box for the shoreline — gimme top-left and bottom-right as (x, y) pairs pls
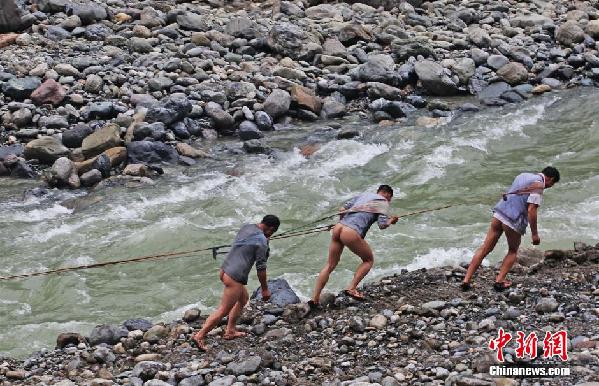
(1, 242), (598, 385)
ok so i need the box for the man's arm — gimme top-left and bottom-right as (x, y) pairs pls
(255, 243), (271, 300)
(340, 197), (357, 220)
(378, 214), (399, 229)
(528, 203), (540, 245)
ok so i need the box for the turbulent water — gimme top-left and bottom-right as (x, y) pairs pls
(1, 88), (598, 358)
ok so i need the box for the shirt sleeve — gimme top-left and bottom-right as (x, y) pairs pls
(343, 196), (358, 210)
(255, 241), (269, 272)
(527, 193), (543, 206)
(377, 213), (389, 229)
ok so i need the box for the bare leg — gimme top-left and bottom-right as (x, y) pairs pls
(463, 218), (504, 284)
(341, 228), (374, 294)
(312, 224), (344, 304)
(192, 272), (243, 350)
(224, 286), (249, 339)
(495, 224), (522, 284)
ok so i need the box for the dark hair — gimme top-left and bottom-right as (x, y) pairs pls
(377, 184), (394, 195)
(261, 215), (280, 230)
(542, 166), (560, 183)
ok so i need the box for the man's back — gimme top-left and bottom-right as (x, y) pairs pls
(221, 224), (268, 285)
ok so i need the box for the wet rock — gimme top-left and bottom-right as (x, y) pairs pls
(0, 144), (24, 160)
(123, 164), (148, 177)
(80, 169), (102, 187)
(176, 143), (207, 159)
(204, 102), (235, 133)
(82, 124), (123, 159)
(183, 308), (201, 323)
(133, 122), (166, 141)
(127, 141), (178, 165)
(56, 333), (86, 349)
(290, 84), (322, 114)
(143, 324), (168, 343)
(351, 54), (396, 83)
(91, 153), (111, 178)
(254, 111), (273, 131)
(238, 121), (263, 141)
(89, 324), (128, 346)
(30, 79), (66, 105)
(264, 89), (291, 120)
(252, 278), (300, 306)
(145, 93), (192, 126)
(48, 157), (80, 188)
(24, 136), (70, 164)
(322, 96), (346, 118)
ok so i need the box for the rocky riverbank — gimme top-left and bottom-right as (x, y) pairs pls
(1, 242), (598, 386)
(2, 0), (599, 189)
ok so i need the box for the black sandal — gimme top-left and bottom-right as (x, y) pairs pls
(460, 282), (473, 292)
(493, 281), (512, 292)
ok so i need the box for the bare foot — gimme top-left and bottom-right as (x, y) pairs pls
(343, 288), (365, 301)
(191, 334), (209, 351)
(223, 330), (247, 340)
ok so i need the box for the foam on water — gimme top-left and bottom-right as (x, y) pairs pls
(2, 204), (73, 223)
(414, 144), (465, 184)
(157, 300), (210, 321)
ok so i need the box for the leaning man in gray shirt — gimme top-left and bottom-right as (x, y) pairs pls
(192, 215), (280, 351)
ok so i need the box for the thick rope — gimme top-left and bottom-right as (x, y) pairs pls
(0, 205), (454, 282)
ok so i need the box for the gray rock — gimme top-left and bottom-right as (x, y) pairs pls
(177, 12), (210, 31)
(467, 26), (491, 48)
(131, 361), (165, 381)
(65, 2), (107, 24)
(86, 102), (118, 120)
(133, 122), (166, 141)
(227, 355), (261, 375)
(145, 93), (192, 126)
(80, 169), (102, 187)
(93, 346), (116, 364)
(238, 121), (263, 141)
(0, 144), (24, 160)
(37, 0), (68, 13)
(392, 39), (436, 61)
(251, 278), (300, 306)
(84, 23), (112, 41)
(81, 124), (122, 159)
(556, 22), (585, 46)
(351, 54), (396, 83)
(267, 22), (322, 61)
(243, 139), (269, 154)
(2, 77), (42, 100)
(487, 54), (510, 71)
(129, 37), (153, 53)
(204, 102), (235, 133)
(39, 115), (68, 129)
(415, 60), (460, 96)
(264, 89), (291, 120)
(89, 324), (128, 346)
(322, 96), (346, 118)
(478, 82), (511, 99)
(179, 376), (204, 386)
(535, 297), (559, 314)
(84, 74), (103, 93)
(144, 380), (171, 386)
(208, 376), (236, 386)
(451, 57), (475, 85)
(24, 136), (70, 164)
(225, 17), (258, 39)
(497, 62), (528, 85)
(47, 25), (71, 41)
(422, 300), (447, 310)
(48, 157), (78, 188)
(255, 111), (273, 131)
(350, 316), (365, 333)
(91, 154), (111, 178)
(62, 124), (93, 148)
(127, 141), (178, 165)
(511, 14), (553, 28)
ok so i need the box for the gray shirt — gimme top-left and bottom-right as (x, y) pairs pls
(221, 224), (269, 285)
(339, 193), (389, 239)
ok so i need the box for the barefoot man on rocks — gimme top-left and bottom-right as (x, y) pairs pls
(462, 166), (560, 292)
(310, 185), (399, 306)
(192, 215), (280, 350)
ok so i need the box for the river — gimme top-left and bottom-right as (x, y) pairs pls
(1, 88), (598, 358)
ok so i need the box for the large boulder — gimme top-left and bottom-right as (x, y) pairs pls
(81, 124), (123, 159)
(414, 60), (460, 96)
(30, 79), (66, 105)
(126, 141), (178, 165)
(24, 136), (70, 164)
(267, 22), (322, 61)
(264, 89), (291, 119)
(88, 324), (128, 346)
(556, 22), (585, 46)
(496, 62), (528, 85)
(251, 278), (300, 307)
